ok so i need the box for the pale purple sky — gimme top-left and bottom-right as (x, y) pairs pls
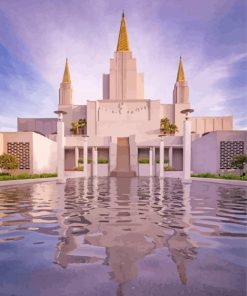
(0, 0), (246, 130)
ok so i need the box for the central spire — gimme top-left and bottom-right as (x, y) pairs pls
(62, 58), (71, 83)
(176, 56), (186, 82)
(117, 13), (130, 52)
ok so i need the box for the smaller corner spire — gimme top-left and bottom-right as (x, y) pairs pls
(176, 56), (186, 82)
(62, 58), (71, 83)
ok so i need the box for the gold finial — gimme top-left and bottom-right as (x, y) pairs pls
(117, 13), (130, 51)
(176, 56), (186, 82)
(62, 58), (71, 83)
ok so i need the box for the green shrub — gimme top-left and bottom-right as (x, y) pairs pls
(138, 158), (149, 164)
(231, 154), (247, 176)
(0, 153), (19, 174)
(74, 167), (83, 171)
(0, 173), (57, 181)
(164, 166), (176, 171)
(0, 172), (10, 176)
(191, 173), (217, 178)
(98, 159), (108, 164)
(156, 159), (169, 164)
(191, 172), (247, 181)
(77, 159), (92, 164)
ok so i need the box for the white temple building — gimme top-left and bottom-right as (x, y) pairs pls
(0, 14), (246, 177)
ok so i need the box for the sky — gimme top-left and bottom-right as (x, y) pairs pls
(0, 0), (246, 131)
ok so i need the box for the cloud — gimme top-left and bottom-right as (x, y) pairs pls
(0, 0), (246, 131)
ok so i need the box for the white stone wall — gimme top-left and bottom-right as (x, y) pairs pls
(192, 133), (217, 174)
(191, 131), (247, 174)
(138, 164), (150, 176)
(2, 132), (34, 173)
(89, 99), (161, 139)
(108, 51), (144, 101)
(0, 133), (3, 156)
(32, 133), (57, 173)
(98, 164), (109, 176)
(191, 116), (233, 136)
(18, 118), (57, 136)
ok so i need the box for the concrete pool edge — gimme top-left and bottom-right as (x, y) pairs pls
(192, 177), (247, 186)
(0, 176), (246, 187)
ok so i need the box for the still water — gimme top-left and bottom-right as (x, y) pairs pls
(0, 177), (246, 296)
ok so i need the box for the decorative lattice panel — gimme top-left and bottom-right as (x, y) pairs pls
(220, 141), (244, 169)
(7, 142), (30, 170)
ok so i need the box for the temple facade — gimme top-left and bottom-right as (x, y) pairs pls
(1, 13), (243, 177)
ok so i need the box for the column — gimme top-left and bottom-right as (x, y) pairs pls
(169, 147), (173, 167)
(93, 146), (98, 177)
(83, 137), (88, 178)
(75, 147), (79, 168)
(149, 147), (153, 177)
(159, 137), (164, 178)
(183, 119), (191, 181)
(56, 113), (66, 183)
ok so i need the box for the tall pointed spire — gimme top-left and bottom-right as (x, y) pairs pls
(117, 12), (130, 51)
(62, 58), (71, 83)
(176, 56), (186, 82)
(59, 58), (73, 105)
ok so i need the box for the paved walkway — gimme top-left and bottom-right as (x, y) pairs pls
(0, 177), (58, 187)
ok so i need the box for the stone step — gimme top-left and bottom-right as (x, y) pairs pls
(110, 171), (136, 177)
(117, 137), (129, 146)
(116, 137), (130, 172)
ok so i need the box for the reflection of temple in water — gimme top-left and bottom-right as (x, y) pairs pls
(54, 177), (197, 292)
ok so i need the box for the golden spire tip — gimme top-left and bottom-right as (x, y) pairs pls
(117, 12), (130, 51)
(176, 56), (186, 82)
(62, 58), (71, 83)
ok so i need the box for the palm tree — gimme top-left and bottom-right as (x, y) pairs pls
(160, 117), (178, 135)
(169, 123), (179, 135)
(160, 118), (170, 135)
(70, 121), (79, 135)
(78, 118), (87, 134)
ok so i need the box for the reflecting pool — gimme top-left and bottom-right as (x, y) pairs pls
(0, 177), (246, 296)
